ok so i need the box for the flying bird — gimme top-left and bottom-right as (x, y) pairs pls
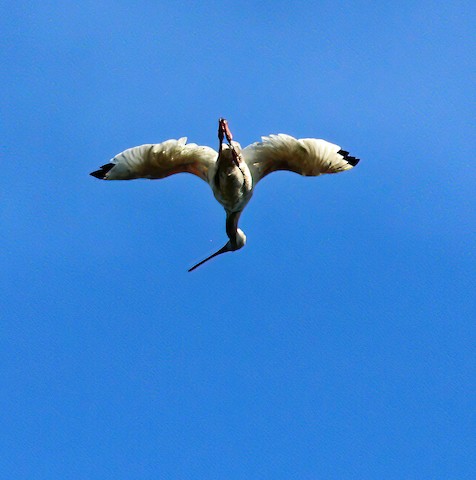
(90, 118), (360, 271)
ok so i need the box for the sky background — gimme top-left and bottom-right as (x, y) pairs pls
(1, 1), (475, 478)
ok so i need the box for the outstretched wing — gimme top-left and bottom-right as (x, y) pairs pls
(242, 134), (359, 184)
(90, 137), (217, 183)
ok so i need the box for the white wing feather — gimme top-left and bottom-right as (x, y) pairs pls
(242, 134), (359, 184)
(94, 138), (217, 183)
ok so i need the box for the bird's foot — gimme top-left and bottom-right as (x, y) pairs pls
(218, 118), (241, 167)
(218, 118), (233, 144)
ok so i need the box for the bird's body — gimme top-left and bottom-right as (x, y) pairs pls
(90, 118), (360, 270)
(210, 143), (253, 214)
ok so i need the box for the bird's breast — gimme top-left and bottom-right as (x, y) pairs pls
(212, 160), (253, 212)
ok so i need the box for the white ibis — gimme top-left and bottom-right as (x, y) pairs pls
(90, 118), (360, 271)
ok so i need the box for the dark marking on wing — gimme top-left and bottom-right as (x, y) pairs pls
(338, 149), (360, 167)
(90, 163), (114, 179)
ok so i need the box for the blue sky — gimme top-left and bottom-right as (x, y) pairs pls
(1, 1), (475, 478)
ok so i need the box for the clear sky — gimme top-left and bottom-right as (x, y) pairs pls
(1, 1), (475, 478)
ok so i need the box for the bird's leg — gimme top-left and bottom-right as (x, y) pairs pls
(218, 117), (241, 167)
(218, 117), (233, 156)
(219, 117), (233, 143)
(230, 147), (241, 167)
(218, 118), (225, 154)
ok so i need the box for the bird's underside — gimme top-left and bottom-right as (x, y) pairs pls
(91, 118), (360, 271)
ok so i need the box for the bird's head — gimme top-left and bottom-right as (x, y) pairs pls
(233, 228), (247, 250)
(188, 229), (247, 272)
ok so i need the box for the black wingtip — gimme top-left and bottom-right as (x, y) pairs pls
(338, 149), (360, 167)
(89, 163), (114, 179)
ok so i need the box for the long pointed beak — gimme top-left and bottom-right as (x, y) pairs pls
(188, 243), (231, 272)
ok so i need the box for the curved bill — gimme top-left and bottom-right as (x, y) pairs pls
(188, 243), (231, 272)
